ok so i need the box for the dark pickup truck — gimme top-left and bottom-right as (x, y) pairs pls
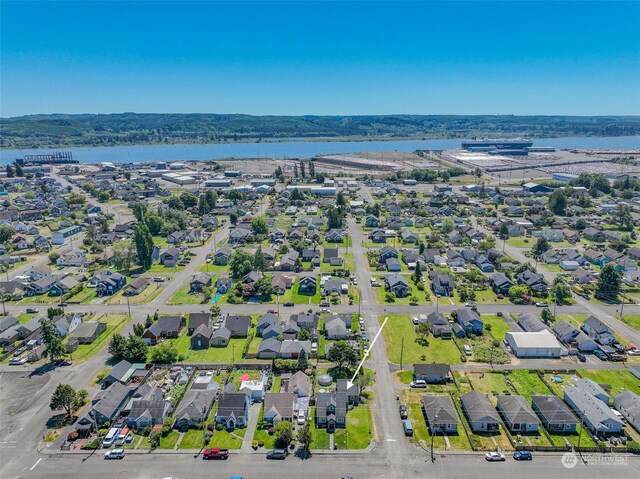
(203, 448), (229, 459)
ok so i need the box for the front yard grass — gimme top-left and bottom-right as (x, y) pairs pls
(207, 428), (244, 449)
(380, 314), (462, 365)
(178, 429), (206, 449)
(158, 431), (180, 449)
(291, 279), (321, 305)
(621, 314), (640, 332)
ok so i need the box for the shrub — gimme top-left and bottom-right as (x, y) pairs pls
(204, 431), (213, 444)
(81, 438), (101, 450)
(161, 424), (172, 437)
(258, 440), (264, 447)
(267, 427), (275, 435)
(215, 423), (224, 431)
(252, 440), (258, 450)
(67, 431), (79, 441)
(207, 422), (216, 432)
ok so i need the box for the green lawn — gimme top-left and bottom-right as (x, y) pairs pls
(146, 263), (186, 274)
(178, 429), (206, 449)
(541, 263), (564, 273)
(373, 277), (421, 305)
(167, 284), (209, 305)
(482, 315), (512, 341)
(207, 428), (244, 449)
(65, 314), (130, 361)
(473, 289), (511, 304)
(466, 372), (511, 396)
(198, 263), (229, 273)
(158, 431), (180, 449)
(506, 237), (534, 248)
(67, 288), (98, 304)
(621, 314), (640, 332)
(507, 370), (553, 399)
(380, 315), (462, 365)
(343, 405), (373, 449)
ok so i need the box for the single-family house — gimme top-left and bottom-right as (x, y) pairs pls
(413, 363), (450, 383)
(496, 395), (540, 432)
(460, 391), (501, 432)
(216, 392), (250, 429)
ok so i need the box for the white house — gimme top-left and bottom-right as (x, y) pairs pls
(505, 330), (562, 358)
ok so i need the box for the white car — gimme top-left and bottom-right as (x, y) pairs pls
(412, 317), (420, 325)
(410, 380), (427, 388)
(535, 302), (548, 307)
(104, 449), (125, 459)
(297, 410), (306, 425)
(627, 349), (640, 356)
(9, 356), (27, 365)
(321, 307), (331, 313)
(485, 452), (506, 462)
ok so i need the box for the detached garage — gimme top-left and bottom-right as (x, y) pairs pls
(505, 330), (563, 358)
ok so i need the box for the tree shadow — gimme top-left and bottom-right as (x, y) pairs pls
(29, 362), (57, 377)
(46, 413), (76, 430)
(295, 447), (311, 460)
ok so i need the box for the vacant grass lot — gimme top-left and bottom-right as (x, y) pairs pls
(380, 315), (462, 365)
(621, 314), (640, 332)
(167, 284), (208, 305)
(482, 315), (512, 341)
(507, 370), (553, 399)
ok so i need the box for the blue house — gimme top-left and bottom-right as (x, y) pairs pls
(475, 255), (495, 272)
(455, 308), (483, 335)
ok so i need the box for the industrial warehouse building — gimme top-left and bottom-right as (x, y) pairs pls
(505, 330), (563, 358)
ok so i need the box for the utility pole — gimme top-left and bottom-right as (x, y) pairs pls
(430, 409), (439, 463)
(400, 336), (404, 371)
(126, 294), (131, 318)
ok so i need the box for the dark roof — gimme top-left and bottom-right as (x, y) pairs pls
(157, 316), (183, 334)
(461, 391), (500, 423)
(413, 363), (450, 376)
(531, 395), (578, 425)
(497, 395), (540, 425)
(217, 393), (249, 418)
(422, 394), (459, 426)
(189, 312), (211, 331)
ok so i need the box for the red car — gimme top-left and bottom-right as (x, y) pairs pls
(267, 309), (278, 314)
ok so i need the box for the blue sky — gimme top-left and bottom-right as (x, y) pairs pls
(1, 1), (639, 117)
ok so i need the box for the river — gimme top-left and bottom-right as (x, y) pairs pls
(1, 136), (640, 165)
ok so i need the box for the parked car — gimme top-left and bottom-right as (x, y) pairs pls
(399, 404), (408, 419)
(402, 419), (413, 437)
(266, 449), (287, 460)
(496, 312), (503, 317)
(485, 452), (506, 462)
(26, 308), (39, 314)
(576, 353), (586, 363)
(104, 449), (125, 460)
(267, 309), (277, 314)
(513, 451), (533, 461)
(58, 302), (68, 307)
(535, 302), (548, 307)
(283, 302), (294, 307)
(12, 348), (25, 357)
(203, 447), (229, 459)
(410, 380), (427, 388)
(412, 317), (420, 325)
(627, 349), (640, 356)
(9, 356), (26, 365)
(297, 410), (306, 425)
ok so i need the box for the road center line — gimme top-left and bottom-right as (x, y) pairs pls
(30, 458), (43, 470)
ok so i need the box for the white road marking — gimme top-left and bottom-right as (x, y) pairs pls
(386, 439), (397, 442)
(30, 458), (43, 470)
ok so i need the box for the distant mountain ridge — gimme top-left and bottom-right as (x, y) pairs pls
(2, 113), (639, 149)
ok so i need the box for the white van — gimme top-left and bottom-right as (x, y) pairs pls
(102, 427), (120, 448)
(463, 345), (473, 356)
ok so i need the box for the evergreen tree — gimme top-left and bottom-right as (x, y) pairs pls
(6, 165), (14, 178)
(308, 161), (315, 177)
(40, 318), (66, 363)
(205, 190), (218, 210)
(229, 212), (238, 226)
(548, 189), (567, 215)
(297, 349), (308, 371)
(412, 261), (423, 284)
(300, 161), (306, 178)
(14, 164), (24, 177)
(336, 191), (346, 207)
(595, 263), (621, 302)
(133, 223), (154, 270)
(293, 164), (298, 178)
(532, 237), (550, 257)
(254, 246), (267, 272)
(198, 194), (211, 215)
